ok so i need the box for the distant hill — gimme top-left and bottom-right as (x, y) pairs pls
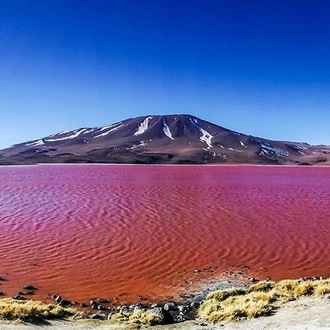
(1, 114), (330, 165)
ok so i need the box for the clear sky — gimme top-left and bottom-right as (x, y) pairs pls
(1, 0), (330, 149)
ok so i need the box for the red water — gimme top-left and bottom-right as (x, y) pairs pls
(1, 165), (330, 305)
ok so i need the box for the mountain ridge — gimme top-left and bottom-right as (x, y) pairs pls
(1, 114), (329, 165)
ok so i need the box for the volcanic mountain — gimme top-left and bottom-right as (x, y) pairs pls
(1, 114), (330, 165)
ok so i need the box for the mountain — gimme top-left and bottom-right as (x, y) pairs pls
(1, 114), (330, 165)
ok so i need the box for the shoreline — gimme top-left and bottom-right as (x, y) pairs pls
(1, 254), (327, 322)
(0, 266), (253, 306)
(1, 162), (330, 167)
(0, 274), (250, 323)
(2, 279), (330, 329)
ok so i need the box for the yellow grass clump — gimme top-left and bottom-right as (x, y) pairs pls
(248, 280), (276, 293)
(206, 287), (247, 301)
(110, 308), (163, 326)
(0, 298), (78, 321)
(198, 278), (330, 323)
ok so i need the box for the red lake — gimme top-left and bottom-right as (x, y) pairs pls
(1, 165), (330, 305)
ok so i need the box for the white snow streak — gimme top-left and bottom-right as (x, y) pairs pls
(134, 117), (153, 136)
(26, 139), (45, 147)
(260, 143), (289, 157)
(99, 122), (122, 132)
(45, 129), (87, 142)
(48, 130), (69, 137)
(228, 147), (242, 152)
(163, 119), (174, 140)
(93, 124), (124, 138)
(294, 143), (308, 150)
(189, 118), (213, 149)
(130, 141), (148, 149)
(82, 128), (96, 134)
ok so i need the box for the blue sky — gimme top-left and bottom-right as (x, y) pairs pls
(1, 0), (330, 149)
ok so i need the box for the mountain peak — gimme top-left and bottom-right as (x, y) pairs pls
(0, 114), (329, 165)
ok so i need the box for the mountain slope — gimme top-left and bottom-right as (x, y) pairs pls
(1, 114), (329, 165)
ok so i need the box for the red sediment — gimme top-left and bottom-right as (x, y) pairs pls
(1, 165), (330, 305)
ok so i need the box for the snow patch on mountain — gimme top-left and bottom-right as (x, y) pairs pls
(228, 147), (242, 152)
(45, 129), (87, 142)
(189, 118), (213, 149)
(93, 124), (124, 139)
(134, 117), (153, 136)
(82, 128), (96, 134)
(163, 118), (174, 140)
(130, 141), (148, 149)
(99, 122), (122, 132)
(26, 139), (45, 147)
(48, 130), (69, 137)
(293, 143), (309, 150)
(260, 143), (289, 158)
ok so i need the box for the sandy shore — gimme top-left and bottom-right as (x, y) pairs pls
(1, 296), (330, 330)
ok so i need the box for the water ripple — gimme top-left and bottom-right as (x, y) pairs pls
(1, 165), (330, 303)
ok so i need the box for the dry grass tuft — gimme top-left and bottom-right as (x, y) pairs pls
(248, 281), (276, 293)
(110, 308), (163, 326)
(198, 278), (330, 323)
(128, 309), (163, 325)
(199, 290), (275, 322)
(0, 298), (78, 321)
(313, 279), (330, 296)
(206, 288), (247, 301)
